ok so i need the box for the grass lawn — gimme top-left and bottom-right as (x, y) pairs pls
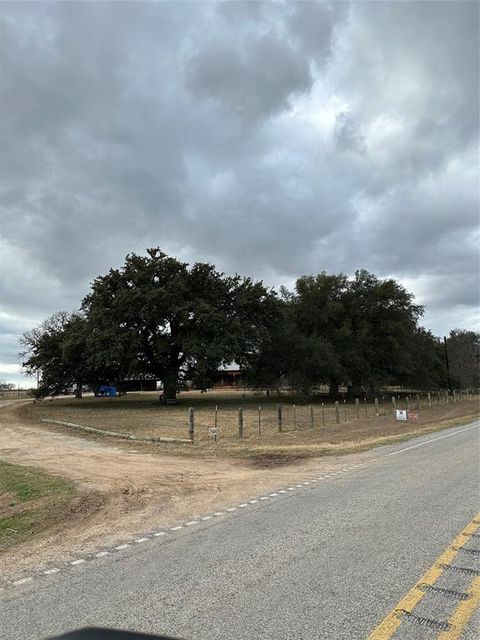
(18, 390), (479, 458)
(0, 461), (75, 549)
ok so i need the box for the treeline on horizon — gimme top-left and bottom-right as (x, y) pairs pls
(21, 248), (480, 402)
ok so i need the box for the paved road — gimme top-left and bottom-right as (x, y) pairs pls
(1, 421), (479, 640)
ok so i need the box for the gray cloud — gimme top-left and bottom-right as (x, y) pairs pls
(185, 33), (313, 121)
(0, 0), (478, 385)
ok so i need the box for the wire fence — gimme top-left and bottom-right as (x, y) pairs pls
(0, 389), (32, 400)
(30, 387), (479, 444)
(186, 389), (479, 443)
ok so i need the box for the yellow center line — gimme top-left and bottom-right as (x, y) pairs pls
(437, 575), (480, 640)
(367, 513), (480, 640)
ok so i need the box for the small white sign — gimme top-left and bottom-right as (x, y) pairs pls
(396, 409), (407, 421)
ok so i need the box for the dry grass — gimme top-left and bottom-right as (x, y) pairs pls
(18, 390), (479, 458)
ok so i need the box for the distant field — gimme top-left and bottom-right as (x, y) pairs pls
(18, 390), (479, 457)
(0, 461), (75, 550)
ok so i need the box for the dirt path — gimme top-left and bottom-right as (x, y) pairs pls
(0, 400), (364, 580)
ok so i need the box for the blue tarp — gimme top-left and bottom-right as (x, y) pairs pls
(96, 386), (116, 397)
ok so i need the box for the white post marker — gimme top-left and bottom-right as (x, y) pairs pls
(208, 427), (219, 442)
(395, 409), (407, 421)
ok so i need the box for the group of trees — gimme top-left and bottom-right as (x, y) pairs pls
(0, 380), (16, 391)
(20, 248), (478, 401)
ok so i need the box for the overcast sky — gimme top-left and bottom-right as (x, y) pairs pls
(0, 0), (478, 386)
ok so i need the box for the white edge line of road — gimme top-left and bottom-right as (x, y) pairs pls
(5, 421), (478, 590)
(385, 423), (479, 456)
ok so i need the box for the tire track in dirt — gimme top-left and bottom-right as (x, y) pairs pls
(0, 400), (355, 579)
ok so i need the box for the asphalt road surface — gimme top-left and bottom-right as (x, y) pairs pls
(1, 421), (479, 640)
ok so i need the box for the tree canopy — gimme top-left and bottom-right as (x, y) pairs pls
(21, 312), (89, 398)
(21, 248), (459, 399)
(447, 329), (480, 389)
(243, 269), (448, 395)
(82, 248), (277, 401)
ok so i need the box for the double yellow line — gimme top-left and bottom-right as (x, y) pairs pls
(368, 513), (480, 640)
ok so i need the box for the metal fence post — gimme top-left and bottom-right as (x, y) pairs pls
(258, 405), (262, 436)
(188, 407), (195, 442)
(356, 397), (360, 419)
(310, 404), (314, 429)
(277, 405), (283, 433)
(335, 401), (340, 424)
(374, 397), (379, 416)
(321, 402), (325, 426)
(238, 407), (244, 438)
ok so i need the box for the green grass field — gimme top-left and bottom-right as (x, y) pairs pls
(0, 461), (75, 549)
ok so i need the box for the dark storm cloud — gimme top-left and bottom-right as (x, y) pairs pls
(0, 0), (478, 383)
(185, 33), (313, 121)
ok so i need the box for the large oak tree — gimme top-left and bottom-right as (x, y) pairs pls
(83, 248), (277, 402)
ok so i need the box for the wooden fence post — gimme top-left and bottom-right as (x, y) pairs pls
(258, 405), (262, 436)
(356, 398), (360, 419)
(188, 407), (195, 442)
(416, 394), (420, 410)
(214, 405), (218, 429)
(364, 397), (368, 417)
(238, 407), (244, 438)
(427, 392), (431, 408)
(293, 404), (296, 429)
(277, 405), (283, 433)
(310, 404), (314, 429)
(392, 396), (396, 415)
(374, 397), (379, 416)
(335, 401), (340, 424)
(453, 390), (457, 403)
(343, 399), (347, 422)
(321, 402), (325, 426)
(406, 396), (410, 411)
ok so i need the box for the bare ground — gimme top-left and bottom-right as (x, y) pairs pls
(0, 400), (372, 581)
(0, 397), (478, 582)
(17, 392), (480, 456)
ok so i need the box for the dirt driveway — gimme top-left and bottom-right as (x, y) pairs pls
(0, 400), (365, 580)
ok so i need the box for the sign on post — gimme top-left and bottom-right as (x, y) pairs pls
(395, 409), (407, 421)
(208, 427), (219, 442)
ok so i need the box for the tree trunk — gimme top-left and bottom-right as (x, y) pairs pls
(160, 377), (177, 404)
